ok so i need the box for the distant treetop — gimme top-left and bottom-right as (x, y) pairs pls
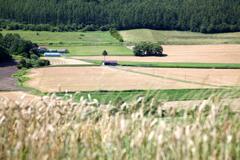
(0, 0), (239, 33)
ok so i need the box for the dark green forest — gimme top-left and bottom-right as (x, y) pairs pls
(0, 0), (240, 33)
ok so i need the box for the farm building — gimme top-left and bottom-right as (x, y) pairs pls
(37, 47), (48, 53)
(44, 52), (62, 57)
(48, 49), (68, 53)
(103, 61), (118, 66)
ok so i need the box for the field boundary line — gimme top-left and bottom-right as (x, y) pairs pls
(113, 66), (222, 88)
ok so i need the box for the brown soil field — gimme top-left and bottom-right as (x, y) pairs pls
(0, 91), (38, 102)
(75, 44), (240, 63)
(26, 66), (240, 92)
(125, 67), (240, 87)
(42, 57), (92, 66)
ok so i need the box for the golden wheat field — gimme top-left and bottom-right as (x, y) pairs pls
(0, 93), (240, 160)
(76, 45), (240, 63)
(25, 66), (240, 92)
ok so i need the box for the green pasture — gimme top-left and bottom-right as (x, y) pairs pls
(51, 45), (132, 56)
(55, 88), (240, 104)
(0, 30), (133, 56)
(2, 29), (240, 56)
(82, 59), (240, 69)
(0, 30), (120, 45)
(120, 29), (240, 45)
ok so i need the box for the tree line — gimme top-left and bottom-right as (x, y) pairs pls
(0, 33), (49, 68)
(0, 0), (239, 33)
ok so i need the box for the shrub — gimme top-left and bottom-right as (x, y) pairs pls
(30, 54), (39, 60)
(0, 45), (12, 62)
(133, 42), (163, 56)
(109, 28), (124, 42)
(38, 59), (50, 66)
(17, 58), (50, 69)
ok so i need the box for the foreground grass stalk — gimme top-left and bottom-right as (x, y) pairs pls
(0, 94), (239, 160)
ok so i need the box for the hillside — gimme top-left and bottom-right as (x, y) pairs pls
(120, 29), (240, 45)
(0, 0), (240, 33)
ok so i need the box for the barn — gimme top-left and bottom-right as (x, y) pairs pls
(44, 52), (62, 57)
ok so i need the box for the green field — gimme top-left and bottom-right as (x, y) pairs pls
(82, 59), (240, 69)
(55, 88), (240, 104)
(0, 30), (120, 45)
(120, 29), (240, 45)
(2, 29), (240, 56)
(51, 45), (132, 56)
(0, 30), (133, 56)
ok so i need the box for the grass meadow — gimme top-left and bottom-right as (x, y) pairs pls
(120, 29), (240, 45)
(55, 88), (240, 105)
(0, 30), (119, 45)
(51, 45), (132, 56)
(82, 59), (240, 69)
(0, 30), (132, 56)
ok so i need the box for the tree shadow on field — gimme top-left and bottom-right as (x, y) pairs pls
(0, 61), (17, 67)
(157, 53), (168, 57)
(137, 53), (168, 57)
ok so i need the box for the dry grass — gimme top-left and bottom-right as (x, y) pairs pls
(0, 91), (38, 101)
(26, 66), (240, 92)
(0, 93), (239, 160)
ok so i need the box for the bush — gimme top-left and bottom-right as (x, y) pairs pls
(109, 28), (124, 42)
(133, 42), (163, 56)
(30, 54), (39, 60)
(38, 59), (50, 66)
(0, 45), (12, 62)
(17, 58), (50, 69)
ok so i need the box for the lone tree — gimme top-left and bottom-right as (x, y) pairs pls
(102, 50), (108, 62)
(133, 42), (163, 56)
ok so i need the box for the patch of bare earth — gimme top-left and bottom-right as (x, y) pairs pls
(75, 44), (240, 63)
(26, 66), (240, 92)
(0, 91), (39, 102)
(42, 57), (92, 66)
(124, 67), (240, 87)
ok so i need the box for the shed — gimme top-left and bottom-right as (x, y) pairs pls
(103, 61), (118, 66)
(48, 49), (58, 52)
(44, 52), (62, 57)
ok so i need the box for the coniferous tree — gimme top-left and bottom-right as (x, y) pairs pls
(0, 0), (239, 33)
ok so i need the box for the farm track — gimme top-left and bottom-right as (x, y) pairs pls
(113, 66), (220, 88)
(0, 64), (21, 91)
